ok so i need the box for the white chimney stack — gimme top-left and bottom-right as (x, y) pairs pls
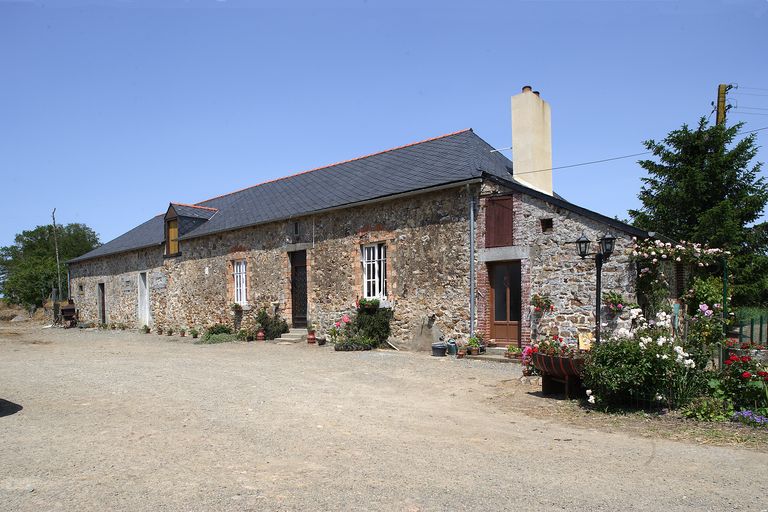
(511, 85), (553, 195)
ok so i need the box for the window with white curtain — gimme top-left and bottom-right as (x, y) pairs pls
(233, 260), (247, 305)
(362, 243), (387, 299)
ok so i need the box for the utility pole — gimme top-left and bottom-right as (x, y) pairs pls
(52, 208), (62, 301)
(715, 83), (733, 126)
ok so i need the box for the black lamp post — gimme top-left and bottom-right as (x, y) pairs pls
(576, 232), (616, 343)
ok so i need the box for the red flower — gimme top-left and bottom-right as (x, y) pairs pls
(741, 356), (751, 363)
(532, 347), (539, 353)
(757, 371), (768, 378)
(729, 354), (739, 361)
(724, 359), (733, 366)
(741, 372), (752, 379)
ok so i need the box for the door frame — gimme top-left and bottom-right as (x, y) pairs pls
(488, 261), (522, 346)
(138, 272), (150, 327)
(289, 250), (308, 328)
(97, 282), (106, 325)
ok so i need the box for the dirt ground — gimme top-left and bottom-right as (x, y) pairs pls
(1, 324), (767, 511)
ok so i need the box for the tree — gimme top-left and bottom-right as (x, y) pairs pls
(629, 118), (768, 306)
(0, 223), (100, 307)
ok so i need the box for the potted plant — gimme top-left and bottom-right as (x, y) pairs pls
(307, 321), (316, 344)
(179, 328), (186, 337)
(357, 297), (380, 311)
(257, 326), (266, 341)
(167, 327), (174, 336)
(141, 325), (150, 334)
(457, 344), (467, 359)
(156, 326), (164, 335)
(506, 345), (522, 359)
(467, 336), (481, 355)
(190, 328), (199, 339)
(530, 294), (554, 315)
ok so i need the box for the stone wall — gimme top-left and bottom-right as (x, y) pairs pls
(69, 186), (475, 349)
(69, 180), (638, 350)
(476, 184), (636, 346)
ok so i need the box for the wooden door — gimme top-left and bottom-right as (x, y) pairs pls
(97, 283), (106, 325)
(489, 262), (521, 346)
(290, 251), (307, 328)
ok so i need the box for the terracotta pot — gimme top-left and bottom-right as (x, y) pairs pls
(457, 350), (466, 359)
(307, 331), (316, 344)
(257, 330), (265, 341)
(318, 338), (326, 346)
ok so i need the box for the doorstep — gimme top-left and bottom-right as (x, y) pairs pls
(464, 354), (521, 364)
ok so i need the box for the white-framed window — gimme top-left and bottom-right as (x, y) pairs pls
(362, 243), (387, 299)
(233, 260), (247, 305)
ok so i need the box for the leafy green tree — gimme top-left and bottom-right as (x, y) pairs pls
(0, 223), (99, 307)
(629, 118), (768, 305)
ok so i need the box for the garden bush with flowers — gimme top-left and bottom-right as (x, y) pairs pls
(579, 301), (768, 427)
(327, 301), (393, 351)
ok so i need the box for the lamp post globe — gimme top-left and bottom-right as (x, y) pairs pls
(576, 233), (590, 259)
(599, 233), (616, 259)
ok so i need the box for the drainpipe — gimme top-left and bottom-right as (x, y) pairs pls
(468, 185), (476, 337)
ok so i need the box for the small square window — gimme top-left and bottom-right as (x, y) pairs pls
(540, 218), (553, 233)
(78, 284), (84, 293)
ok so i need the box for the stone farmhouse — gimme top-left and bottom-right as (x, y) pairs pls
(68, 87), (646, 349)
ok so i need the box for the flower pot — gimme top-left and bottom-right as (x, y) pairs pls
(318, 338), (326, 346)
(431, 342), (448, 357)
(257, 330), (265, 341)
(307, 331), (316, 344)
(457, 349), (466, 359)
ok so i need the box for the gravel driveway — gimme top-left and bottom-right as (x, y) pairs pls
(1, 324), (766, 511)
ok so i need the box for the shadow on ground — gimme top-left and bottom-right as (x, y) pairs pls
(0, 399), (23, 418)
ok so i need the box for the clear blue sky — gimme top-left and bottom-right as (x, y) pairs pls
(2, 0), (767, 248)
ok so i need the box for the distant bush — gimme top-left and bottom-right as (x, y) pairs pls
(256, 309), (289, 340)
(195, 333), (238, 344)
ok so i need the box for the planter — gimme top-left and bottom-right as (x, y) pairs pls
(257, 330), (265, 342)
(307, 331), (316, 344)
(431, 343), (448, 357)
(457, 349), (466, 359)
(532, 353), (585, 399)
(317, 338), (327, 346)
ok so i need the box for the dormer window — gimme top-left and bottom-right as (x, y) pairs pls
(166, 219), (179, 256)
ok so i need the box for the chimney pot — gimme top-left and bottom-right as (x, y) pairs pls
(522, 85), (532, 93)
(533, 91), (540, 97)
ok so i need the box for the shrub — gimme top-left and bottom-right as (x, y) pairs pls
(719, 353), (768, 414)
(682, 396), (733, 422)
(206, 324), (233, 336)
(189, 328), (199, 339)
(195, 333), (238, 344)
(685, 276), (724, 316)
(255, 309), (288, 340)
(167, 327), (174, 336)
(353, 306), (392, 347)
(141, 325), (150, 334)
(732, 410), (768, 428)
(582, 332), (706, 408)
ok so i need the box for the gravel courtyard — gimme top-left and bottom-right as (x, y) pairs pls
(1, 324), (767, 511)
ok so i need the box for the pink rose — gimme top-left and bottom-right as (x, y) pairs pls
(334, 322), (341, 328)
(341, 314), (351, 323)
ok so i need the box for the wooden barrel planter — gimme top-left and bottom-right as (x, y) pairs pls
(532, 353), (586, 399)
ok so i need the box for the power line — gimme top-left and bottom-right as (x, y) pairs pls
(734, 111), (768, 117)
(738, 86), (768, 92)
(738, 106), (768, 111)
(506, 126), (768, 177)
(733, 92), (768, 98)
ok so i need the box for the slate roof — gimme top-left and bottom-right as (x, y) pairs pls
(171, 203), (218, 220)
(69, 129), (645, 264)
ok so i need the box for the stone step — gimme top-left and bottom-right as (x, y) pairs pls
(485, 346), (509, 356)
(276, 330), (307, 343)
(464, 354), (521, 364)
